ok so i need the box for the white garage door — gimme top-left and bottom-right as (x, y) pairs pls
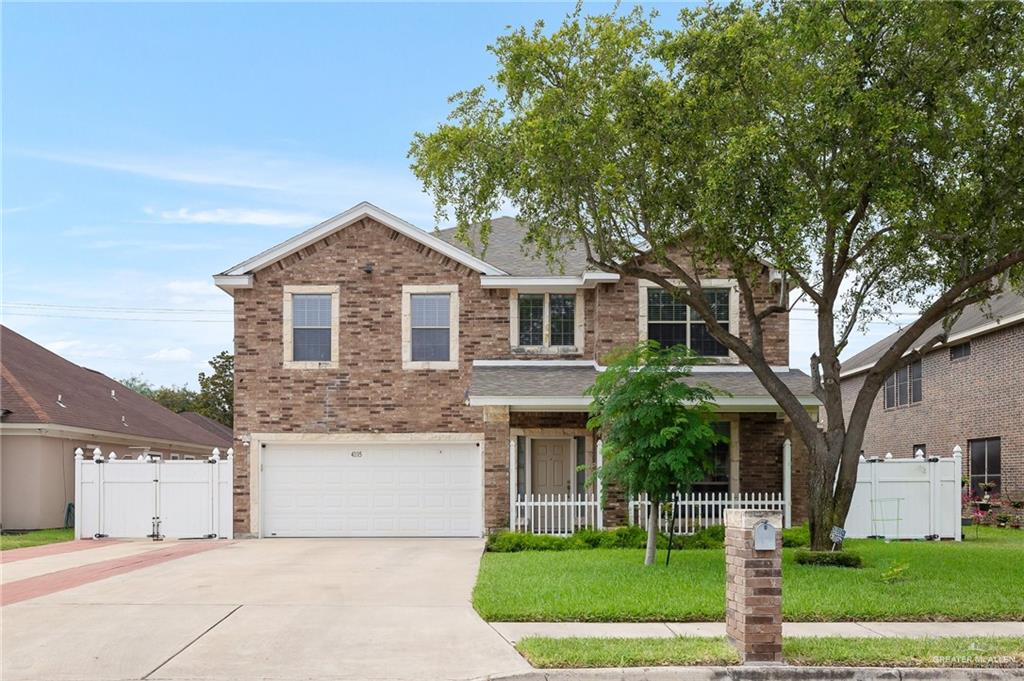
(261, 440), (483, 537)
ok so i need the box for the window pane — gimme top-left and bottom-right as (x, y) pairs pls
(884, 374), (895, 409)
(896, 366), (909, 406)
(293, 328), (331, 361)
(411, 328), (450, 361)
(648, 321), (686, 348)
(518, 294), (544, 346)
(575, 437), (586, 498)
(293, 294), (331, 328)
(693, 422), (730, 494)
(970, 440), (988, 476)
(703, 289), (730, 322)
(691, 323), (729, 357)
(647, 289), (686, 322)
(950, 342), (971, 360)
(988, 438), (1001, 477)
(411, 294), (450, 328)
(516, 436), (527, 497)
(910, 361), (922, 403)
(550, 294), (576, 346)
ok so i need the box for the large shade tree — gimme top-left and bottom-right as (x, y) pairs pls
(410, 1), (1024, 549)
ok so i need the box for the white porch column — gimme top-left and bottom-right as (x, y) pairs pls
(508, 437), (516, 531)
(782, 438), (792, 528)
(596, 438), (604, 530)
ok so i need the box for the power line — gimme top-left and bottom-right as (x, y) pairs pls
(2, 301), (230, 314)
(1, 311), (231, 323)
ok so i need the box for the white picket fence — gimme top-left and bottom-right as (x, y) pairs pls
(75, 447), (233, 540)
(630, 492), (787, 534)
(844, 448), (962, 540)
(512, 493), (602, 535)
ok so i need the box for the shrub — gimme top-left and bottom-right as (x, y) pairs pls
(782, 524), (810, 547)
(487, 525), (727, 553)
(794, 549), (864, 568)
(486, 532), (573, 553)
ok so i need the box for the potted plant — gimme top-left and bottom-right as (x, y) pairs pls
(995, 513), (1012, 528)
(977, 482), (996, 510)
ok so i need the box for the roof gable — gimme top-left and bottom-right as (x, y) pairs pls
(215, 202), (505, 291)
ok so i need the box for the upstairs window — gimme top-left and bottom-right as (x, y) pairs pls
(883, 360), (922, 409)
(950, 342), (971, 360)
(512, 292), (580, 350)
(283, 285), (339, 368)
(646, 287), (730, 357)
(402, 284), (459, 370)
(292, 294), (332, 361)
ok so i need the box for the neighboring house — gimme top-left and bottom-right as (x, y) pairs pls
(179, 411), (234, 444)
(839, 291), (1023, 496)
(214, 202), (820, 538)
(0, 326), (232, 530)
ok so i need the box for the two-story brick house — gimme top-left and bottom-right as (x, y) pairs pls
(840, 291), (1023, 496)
(214, 202), (819, 537)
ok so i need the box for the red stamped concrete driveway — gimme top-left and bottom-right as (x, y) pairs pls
(2, 538), (529, 681)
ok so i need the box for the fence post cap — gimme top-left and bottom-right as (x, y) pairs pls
(884, 452), (893, 460)
(210, 451), (220, 462)
(211, 447), (220, 457)
(137, 454), (148, 462)
(952, 444), (963, 457)
(74, 447), (84, 459)
(92, 447), (103, 460)
(226, 447), (233, 458)
(108, 451), (118, 460)
(914, 449), (925, 459)
(858, 454), (865, 462)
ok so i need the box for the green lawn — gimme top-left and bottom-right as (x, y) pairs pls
(0, 528), (74, 551)
(474, 528), (1024, 622)
(516, 636), (1024, 668)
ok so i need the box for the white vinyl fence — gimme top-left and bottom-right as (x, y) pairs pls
(844, 448), (962, 541)
(630, 492), (787, 534)
(75, 447), (233, 540)
(512, 493), (602, 535)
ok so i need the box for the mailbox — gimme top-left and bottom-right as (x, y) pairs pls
(753, 519), (777, 551)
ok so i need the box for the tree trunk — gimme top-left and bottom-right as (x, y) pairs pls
(805, 433), (865, 551)
(644, 500), (659, 566)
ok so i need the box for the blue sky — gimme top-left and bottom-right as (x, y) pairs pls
(2, 2), (902, 387)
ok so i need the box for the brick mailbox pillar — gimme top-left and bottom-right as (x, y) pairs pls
(725, 508), (783, 664)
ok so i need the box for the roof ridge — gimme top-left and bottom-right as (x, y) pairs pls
(1, 364), (49, 422)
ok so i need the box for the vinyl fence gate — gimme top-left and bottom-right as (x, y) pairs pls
(75, 449), (233, 540)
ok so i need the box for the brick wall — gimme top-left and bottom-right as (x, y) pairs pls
(840, 324), (1023, 494)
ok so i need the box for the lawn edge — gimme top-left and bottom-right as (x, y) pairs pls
(491, 666), (1021, 680)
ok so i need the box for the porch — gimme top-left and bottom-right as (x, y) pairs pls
(471, 361), (818, 535)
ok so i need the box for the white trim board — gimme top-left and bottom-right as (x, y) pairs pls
(839, 310), (1024, 378)
(216, 202), (505, 287)
(467, 395), (821, 409)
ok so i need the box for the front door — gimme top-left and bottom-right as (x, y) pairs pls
(531, 439), (571, 495)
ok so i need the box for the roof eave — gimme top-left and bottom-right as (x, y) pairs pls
(468, 395), (821, 411)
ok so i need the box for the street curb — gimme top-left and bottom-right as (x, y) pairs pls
(486, 666), (1024, 681)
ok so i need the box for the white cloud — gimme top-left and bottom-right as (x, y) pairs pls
(44, 339), (81, 353)
(145, 347), (194, 362)
(156, 207), (323, 228)
(87, 239), (223, 252)
(20, 147), (436, 225)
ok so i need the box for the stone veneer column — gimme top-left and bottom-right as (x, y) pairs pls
(725, 508), (783, 664)
(483, 406), (511, 532)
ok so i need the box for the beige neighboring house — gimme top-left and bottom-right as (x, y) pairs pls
(0, 326), (231, 530)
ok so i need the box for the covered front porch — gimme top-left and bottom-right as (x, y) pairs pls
(471, 361), (819, 535)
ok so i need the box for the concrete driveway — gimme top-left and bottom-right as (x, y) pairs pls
(2, 538), (530, 681)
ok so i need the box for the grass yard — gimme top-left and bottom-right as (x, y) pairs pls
(0, 528), (74, 551)
(516, 636), (1024, 669)
(474, 527), (1024, 622)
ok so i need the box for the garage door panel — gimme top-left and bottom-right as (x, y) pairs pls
(262, 440), (482, 537)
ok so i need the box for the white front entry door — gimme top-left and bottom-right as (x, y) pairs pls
(531, 439), (571, 495)
(261, 440), (482, 537)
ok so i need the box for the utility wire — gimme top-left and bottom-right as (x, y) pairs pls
(2, 301), (230, 314)
(1, 311), (230, 323)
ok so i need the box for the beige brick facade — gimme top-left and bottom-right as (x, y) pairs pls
(841, 323), (1023, 495)
(229, 215), (808, 535)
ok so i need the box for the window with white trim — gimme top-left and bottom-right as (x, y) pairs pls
(510, 291), (582, 351)
(646, 287), (730, 357)
(402, 284), (459, 370)
(283, 285), (340, 369)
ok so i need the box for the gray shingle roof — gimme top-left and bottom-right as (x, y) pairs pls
(434, 217), (591, 276)
(841, 290), (1024, 375)
(469, 365), (817, 400)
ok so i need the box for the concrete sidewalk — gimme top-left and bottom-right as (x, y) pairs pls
(491, 620), (1024, 642)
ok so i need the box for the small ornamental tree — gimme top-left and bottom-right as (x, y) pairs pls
(586, 342), (726, 565)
